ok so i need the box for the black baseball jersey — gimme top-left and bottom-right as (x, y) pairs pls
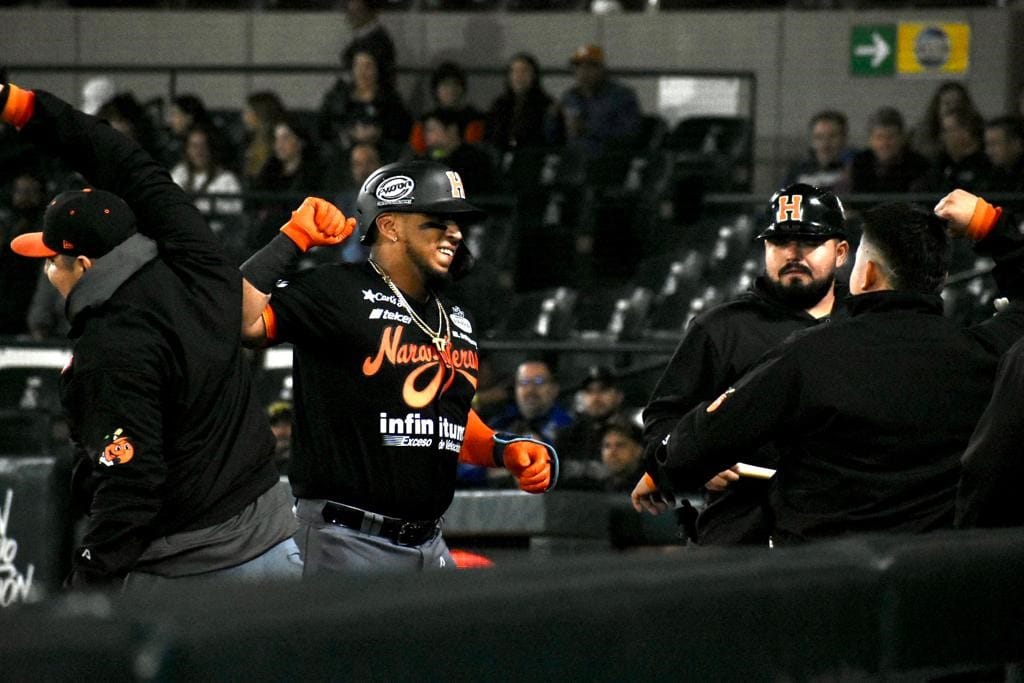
(267, 262), (480, 520)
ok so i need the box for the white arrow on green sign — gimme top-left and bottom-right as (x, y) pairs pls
(851, 25), (896, 76)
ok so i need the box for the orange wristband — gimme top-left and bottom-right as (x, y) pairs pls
(966, 198), (1002, 241)
(1, 84), (35, 129)
(458, 409), (498, 466)
(261, 305), (278, 342)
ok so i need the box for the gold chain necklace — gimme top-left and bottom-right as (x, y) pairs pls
(368, 258), (451, 353)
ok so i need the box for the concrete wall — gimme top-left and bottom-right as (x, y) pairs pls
(2, 6), (1020, 192)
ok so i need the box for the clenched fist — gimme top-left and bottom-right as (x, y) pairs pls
(280, 196), (356, 252)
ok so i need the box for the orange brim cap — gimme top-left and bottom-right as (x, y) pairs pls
(10, 232), (58, 258)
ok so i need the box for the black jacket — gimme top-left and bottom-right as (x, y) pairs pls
(654, 216), (1024, 543)
(21, 91), (280, 586)
(643, 276), (848, 544)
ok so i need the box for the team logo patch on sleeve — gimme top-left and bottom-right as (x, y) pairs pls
(706, 388), (735, 414)
(98, 428), (135, 467)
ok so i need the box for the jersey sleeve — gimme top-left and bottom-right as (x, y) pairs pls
(64, 364), (168, 588)
(266, 266), (353, 346)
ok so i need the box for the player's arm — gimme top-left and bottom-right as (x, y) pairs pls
(64, 365), (167, 589)
(459, 409), (559, 493)
(239, 197), (356, 346)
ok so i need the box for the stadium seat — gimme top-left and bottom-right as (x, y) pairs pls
(665, 115), (753, 192)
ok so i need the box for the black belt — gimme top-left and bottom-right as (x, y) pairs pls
(320, 501), (439, 547)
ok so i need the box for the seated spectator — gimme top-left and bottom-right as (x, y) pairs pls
(546, 44), (641, 161)
(600, 422), (645, 494)
(783, 110), (854, 191)
(924, 105), (991, 193)
(409, 61), (486, 156)
(339, 0), (397, 90)
(96, 91), (161, 162)
(241, 90), (287, 188)
(170, 123), (246, 261)
(0, 170), (46, 337)
(839, 106), (929, 194)
(322, 106), (406, 189)
(328, 141), (382, 264)
(267, 400), (293, 477)
(489, 359), (573, 444)
(161, 94), (212, 169)
(248, 114), (328, 251)
(418, 108), (496, 196)
(486, 52), (555, 153)
(318, 47), (412, 150)
(911, 80), (980, 162)
(982, 115), (1024, 192)
(556, 365), (633, 464)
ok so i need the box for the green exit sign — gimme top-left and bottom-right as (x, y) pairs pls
(851, 25), (896, 76)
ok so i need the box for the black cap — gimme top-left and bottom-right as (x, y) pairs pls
(579, 365), (617, 392)
(11, 187), (136, 259)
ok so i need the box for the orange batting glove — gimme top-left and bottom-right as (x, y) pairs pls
(499, 437), (558, 494)
(280, 196), (356, 252)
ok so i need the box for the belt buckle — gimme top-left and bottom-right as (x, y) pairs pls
(395, 521), (431, 546)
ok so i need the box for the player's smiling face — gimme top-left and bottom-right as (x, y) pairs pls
(396, 212), (463, 280)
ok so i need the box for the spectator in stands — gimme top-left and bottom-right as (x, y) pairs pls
(409, 61), (486, 157)
(0, 170), (46, 337)
(911, 80), (979, 162)
(601, 422), (645, 494)
(924, 105), (991, 193)
(340, 0), (396, 90)
(641, 183), (850, 546)
(486, 52), (554, 154)
(556, 366), (635, 490)
(839, 106), (929, 194)
(161, 94), (212, 169)
(634, 191), (1024, 545)
(418, 108), (496, 196)
(982, 115), (1024, 193)
(319, 48), (412, 150)
(267, 400), (293, 477)
(782, 110), (853, 191)
(557, 365), (632, 464)
(489, 359), (573, 444)
(546, 44), (641, 162)
(170, 123), (246, 263)
(80, 76), (115, 116)
(328, 141), (381, 264)
(241, 90), (287, 189)
(97, 91), (161, 162)
(322, 108), (405, 191)
(249, 114), (328, 250)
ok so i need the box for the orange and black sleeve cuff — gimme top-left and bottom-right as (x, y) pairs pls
(966, 198), (1002, 241)
(1, 84), (36, 129)
(261, 305), (279, 343)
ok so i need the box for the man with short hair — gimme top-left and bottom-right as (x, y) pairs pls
(642, 183), (849, 545)
(842, 106), (929, 194)
(1, 80), (301, 590)
(419, 108), (496, 196)
(783, 110), (853, 191)
(982, 115), (1024, 192)
(490, 359), (573, 445)
(635, 190), (1024, 544)
(927, 106), (991, 192)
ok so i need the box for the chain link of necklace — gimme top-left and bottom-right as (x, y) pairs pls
(368, 258), (451, 354)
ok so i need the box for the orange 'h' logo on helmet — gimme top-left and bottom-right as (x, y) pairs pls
(776, 194), (803, 222)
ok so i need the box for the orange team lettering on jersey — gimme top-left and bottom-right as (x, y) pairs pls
(776, 194), (803, 222)
(362, 325), (478, 408)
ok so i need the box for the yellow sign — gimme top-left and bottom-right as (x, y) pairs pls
(897, 23), (970, 74)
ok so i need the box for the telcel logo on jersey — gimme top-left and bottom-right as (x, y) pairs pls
(380, 411), (433, 447)
(369, 308), (412, 324)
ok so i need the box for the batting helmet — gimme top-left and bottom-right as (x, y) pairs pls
(356, 160), (487, 245)
(756, 183), (847, 241)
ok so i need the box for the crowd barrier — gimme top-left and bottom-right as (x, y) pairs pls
(1, 524), (1022, 680)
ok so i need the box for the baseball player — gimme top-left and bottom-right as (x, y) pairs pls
(634, 191), (1024, 543)
(239, 160), (558, 573)
(641, 183), (850, 545)
(0, 81), (301, 590)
